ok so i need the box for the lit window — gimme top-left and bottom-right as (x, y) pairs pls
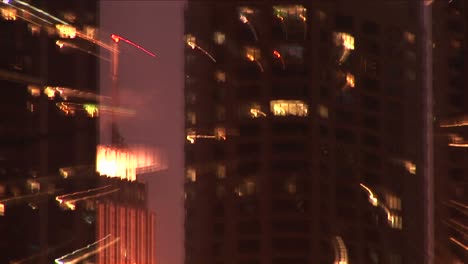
(56, 25), (77, 38)
(386, 194), (402, 211)
(213, 32), (226, 45)
(270, 100), (308, 116)
(217, 164), (226, 179)
(406, 70), (416, 81)
(62, 12), (76, 23)
(0, 203), (4, 216)
(83, 26), (97, 39)
(334, 32), (355, 64)
(215, 127), (226, 140)
(28, 85), (41, 97)
(27, 179), (40, 193)
(215, 71), (226, 82)
(185, 34), (196, 48)
(236, 178), (256, 197)
(26, 101), (34, 112)
(285, 179), (297, 194)
(187, 111), (196, 125)
(186, 167), (196, 182)
(345, 72), (355, 89)
(389, 215), (403, 229)
(244, 46), (261, 61)
(334, 32), (355, 50)
(1, 7), (17, 20)
(403, 31), (415, 44)
(402, 160), (416, 174)
(249, 103), (266, 118)
(318, 104), (328, 118)
(28, 24), (40, 36)
(273, 5), (307, 22)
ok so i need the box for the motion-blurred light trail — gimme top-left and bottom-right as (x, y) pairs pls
(111, 34), (157, 58)
(332, 236), (349, 264)
(13, 0), (69, 24)
(54, 235), (119, 264)
(185, 40), (216, 63)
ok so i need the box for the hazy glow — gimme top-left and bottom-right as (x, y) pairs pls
(318, 104), (329, 119)
(332, 236), (348, 264)
(270, 100), (308, 116)
(213, 31), (225, 44)
(96, 145), (167, 181)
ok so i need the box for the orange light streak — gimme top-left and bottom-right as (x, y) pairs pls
(186, 40), (216, 62)
(56, 185), (113, 204)
(450, 237), (468, 251)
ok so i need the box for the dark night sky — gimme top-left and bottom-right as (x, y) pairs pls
(100, 1), (185, 264)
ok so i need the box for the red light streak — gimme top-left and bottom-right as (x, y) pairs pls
(273, 50), (281, 58)
(110, 34), (156, 58)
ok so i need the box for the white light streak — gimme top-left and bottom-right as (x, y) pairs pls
(54, 235), (119, 264)
(14, 0), (69, 25)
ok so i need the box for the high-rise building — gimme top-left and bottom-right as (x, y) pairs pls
(95, 177), (156, 264)
(433, 1), (467, 263)
(184, 1), (466, 264)
(0, 1), (99, 263)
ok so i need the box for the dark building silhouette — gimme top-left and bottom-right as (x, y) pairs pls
(184, 1), (466, 264)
